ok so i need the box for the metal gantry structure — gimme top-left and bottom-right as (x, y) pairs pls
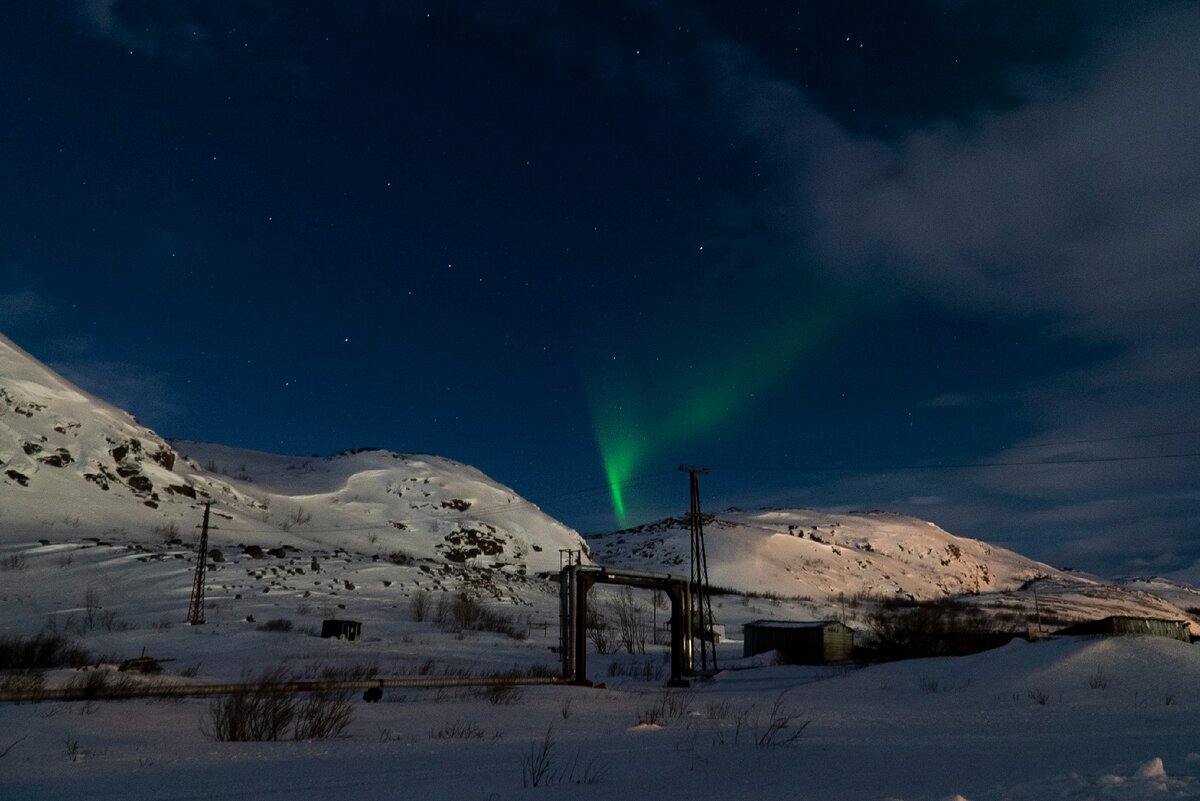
(680, 465), (717, 674)
(186, 502), (212, 625)
(560, 563), (692, 686)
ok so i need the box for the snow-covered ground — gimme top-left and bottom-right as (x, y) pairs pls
(3, 629), (1199, 801)
(5, 329), (1200, 799)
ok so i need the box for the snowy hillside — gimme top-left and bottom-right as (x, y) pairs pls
(0, 332), (586, 597)
(589, 509), (1200, 634)
(6, 332), (1200, 801)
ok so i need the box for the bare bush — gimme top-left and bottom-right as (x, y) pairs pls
(637, 689), (691, 725)
(432, 720), (497, 740)
(0, 736), (26, 759)
(83, 588), (101, 631)
(479, 679), (524, 706)
(257, 618), (293, 633)
(607, 657), (663, 680)
(293, 689), (354, 740)
(586, 606), (612, 653)
(756, 692), (810, 746)
(439, 591), (525, 640)
(0, 634), (93, 670)
(611, 587), (647, 655)
(153, 521), (180, 543)
(201, 666), (356, 742)
(518, 726), (603, 787)
(409, 589), (432, 622)
(865, 597), (1009, 661)
(0, 671), (45, 695)
(0, 553), (28, 572)
(521, 727), (556, 788)
(63, 670), (140, 700)
(203, 687), (294, 741)
(288, 506), (312, 527)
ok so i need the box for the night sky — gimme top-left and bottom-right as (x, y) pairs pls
(3, 2), (1199, 576)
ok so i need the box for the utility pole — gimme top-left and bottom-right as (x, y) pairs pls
(187, 502), (212, 625)
(679, 465), (717, 673)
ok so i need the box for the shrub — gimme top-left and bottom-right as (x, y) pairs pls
(479, 679), (524, 706)
(521, 727), (556, 788)
(864, 597), (1011, 661)
(292, 689), (354, 740)
(438, 591), (525, 640)
(0, 634), (92, 671)
(409, 589), (432, 622)
(432, 720), (496, 740)
(610, 587), (647, 655)
(586, 606), (612, 653)
(0, 553), (29, 572)
(755, 692), (810, 746)
(0, 671), (45, 695)
(288, 506), (312, 527)
(257, 618), (293, 633)
(201, 666), (354, 741)
(203, 687), (294, 741)
(636, 689), (691, 725)
(63, 670), (140, 700)
(607, 657), (663, 680)
(388, 550), (414, 565)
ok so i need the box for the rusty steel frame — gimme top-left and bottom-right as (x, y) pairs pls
(560, 564), (693, 687)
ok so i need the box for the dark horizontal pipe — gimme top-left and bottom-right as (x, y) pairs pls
(0, 674), (564, 703)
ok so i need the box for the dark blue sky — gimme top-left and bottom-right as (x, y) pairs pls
(3, 2), (1198, 576)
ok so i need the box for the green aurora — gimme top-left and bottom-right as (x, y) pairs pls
(589, 294), (847, 527)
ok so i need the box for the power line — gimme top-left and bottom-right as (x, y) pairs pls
(18, 448), (1199, 539)
(718, 450), (1200, 476)
(999, 428), (1200, 451)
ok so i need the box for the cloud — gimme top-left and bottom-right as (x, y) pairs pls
(68, 0), (214, 62)
(48, 359), (185, 430)
(456, 2), (1200, 571)
(0, 290), (54, 328)
(684, 5), (1200, 573)
(812, 9), (1200, 341)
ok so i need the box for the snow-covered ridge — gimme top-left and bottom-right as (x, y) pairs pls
(3, 328), (1197, 630)
(590, 507), (1060, 599)
(0, 332), (585, 583)
(589, 507), (1200, 633)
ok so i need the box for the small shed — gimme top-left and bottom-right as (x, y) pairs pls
(743, 620), (854, 664)
(321, 619), (363, 641)
(1056, 616), (1190, 643)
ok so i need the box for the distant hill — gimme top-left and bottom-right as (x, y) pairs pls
(587, 508), (1200, 634)
(0, 332), (586, 589)
(3, 329), (1197, 633)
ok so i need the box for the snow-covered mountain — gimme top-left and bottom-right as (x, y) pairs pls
(0, 332), (586, 589)
(588, 509), (1200, 634)
(591, 508), (1052, 598)
(3, 329), (1197, 632)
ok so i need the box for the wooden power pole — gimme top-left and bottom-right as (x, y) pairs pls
(186, 502), (212, 625)
(680, 465), (717, 673)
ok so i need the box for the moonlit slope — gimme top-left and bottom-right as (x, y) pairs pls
(0, 331), (586, 584)
(590, 508), (1200, 634)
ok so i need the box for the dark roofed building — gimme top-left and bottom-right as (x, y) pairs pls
(1056, 616), (1191, 643)
(743, 620), (855, 664)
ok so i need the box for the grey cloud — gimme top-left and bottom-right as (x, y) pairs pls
(49, 359), (184, 428)
(812, 9), (1200, 342)
(0, 290), (54, 328)
(71, 0), (213, 62)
